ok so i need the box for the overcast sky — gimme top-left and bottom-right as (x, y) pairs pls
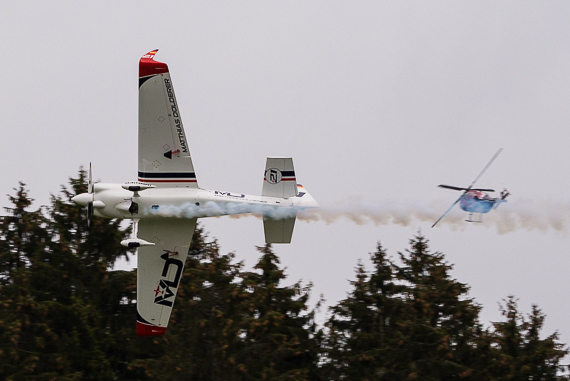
(3, 0), (570, 352)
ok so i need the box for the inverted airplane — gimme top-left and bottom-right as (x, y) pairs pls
(72, 50), (318, 336)
(432, 148), (509, 227)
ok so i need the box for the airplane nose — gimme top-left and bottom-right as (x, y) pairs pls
(71, 193), (92, 206)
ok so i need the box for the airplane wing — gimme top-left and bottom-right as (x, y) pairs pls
(136, 218), (197, 336)
(138, 50), (199, 188)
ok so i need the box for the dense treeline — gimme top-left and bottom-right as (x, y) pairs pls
(0, 170), (568, 380)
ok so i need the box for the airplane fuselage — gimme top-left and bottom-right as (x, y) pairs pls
(73, 183), (316, 220)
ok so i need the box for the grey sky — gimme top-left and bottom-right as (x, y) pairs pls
(2, 0), (570, 352)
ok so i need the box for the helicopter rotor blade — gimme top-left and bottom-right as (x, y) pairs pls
(439, 184), (495, 192)
(432, 193), (465, 228)
(466, 148), (503, 191)
(438, 184), (468, 191)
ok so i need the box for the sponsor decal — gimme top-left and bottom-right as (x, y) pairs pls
(265, 168), (282, 184)
(214, 191), (245, 198)
(164, 78), (188, 153)
(153, 251), (183, 307)
(164, 149), (181, 160)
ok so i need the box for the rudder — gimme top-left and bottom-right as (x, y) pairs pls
(262, 157), (297, 243)
(262, 157), (297, 198)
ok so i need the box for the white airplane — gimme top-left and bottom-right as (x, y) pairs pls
(72, 50), (318, 337)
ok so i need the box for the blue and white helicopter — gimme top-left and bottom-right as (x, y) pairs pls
(432, 148), (509, 227)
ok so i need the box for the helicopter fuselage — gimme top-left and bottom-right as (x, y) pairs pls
(459, 191), (497, 214)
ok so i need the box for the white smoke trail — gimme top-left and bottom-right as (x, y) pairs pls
(297, 199), (466, 228)
(143, 199), (570, 235)
(296, 199), (570, 235)
(482, 199), (570, 235)
(144, 201), (298, 220)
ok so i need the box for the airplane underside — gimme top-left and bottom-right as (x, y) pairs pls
(71, 50), (319, 336)
(89, 184), (315, 221)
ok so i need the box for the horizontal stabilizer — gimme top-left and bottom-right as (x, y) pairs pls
(263, 213), (296, 244)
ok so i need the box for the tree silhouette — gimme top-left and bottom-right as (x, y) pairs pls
(0, 175), (568, 380)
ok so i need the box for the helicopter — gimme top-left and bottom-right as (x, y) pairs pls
(432, 148), (509, 227)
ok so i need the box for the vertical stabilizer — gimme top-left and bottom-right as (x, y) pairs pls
(262, 157), (297, 198)
(262, 157), (297, 243)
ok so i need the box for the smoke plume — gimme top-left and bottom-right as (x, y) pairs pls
(296, 199), (570, 235)
(145, 199), (570, 235)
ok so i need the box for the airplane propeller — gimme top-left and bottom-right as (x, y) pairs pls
(70, 163), (108, 229)
(87, 163), (94, 229)
(432, 148), (503, 228)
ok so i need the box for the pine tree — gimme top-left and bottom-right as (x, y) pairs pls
(395, 235), (484, 380)
(489, 296), (568, 380)
(47, 169), (136, 379)
(236, 244), (322, 380)
(0, 172), (135, 380)
(323, 235), (489, 380)
(127, 234), (322, 381)
(0, 183), (54, 379)
(323, 243), (406, 380)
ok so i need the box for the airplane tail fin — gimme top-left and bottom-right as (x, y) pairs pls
(262, 157), (297, 243)
(293, 184), (319, 208)
(262, 157), (297, 198)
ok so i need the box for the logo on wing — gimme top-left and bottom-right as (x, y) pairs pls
(153, 251), (183, 307)
(265, 168), (282, 184)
